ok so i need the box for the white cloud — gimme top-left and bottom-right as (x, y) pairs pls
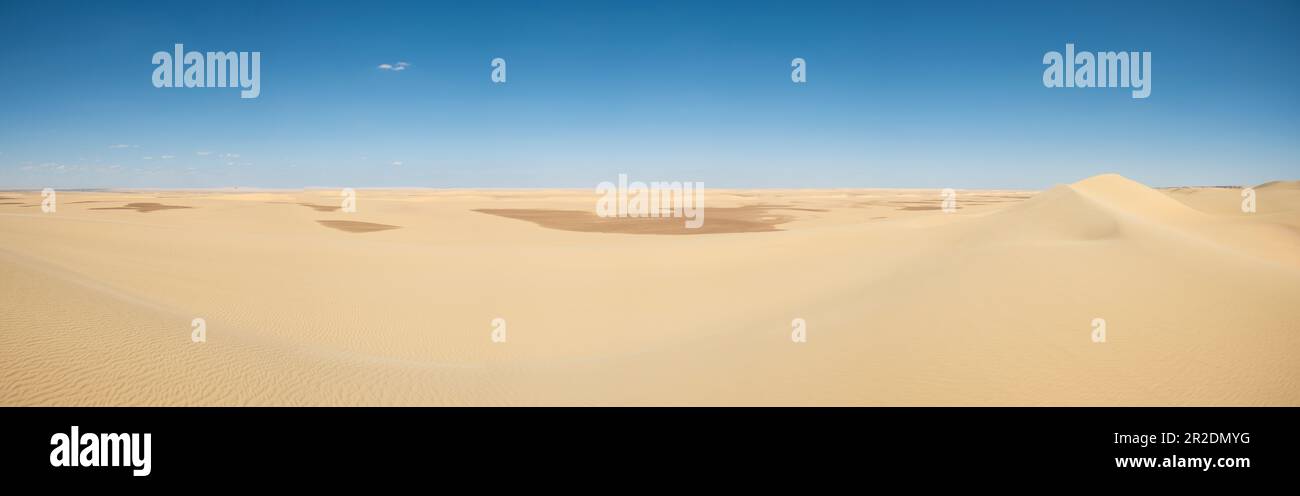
(196, 151), (213, 156)
(142, 156), (153, 160)
(160, 155), (175, 159)
(108, 144), (138, 149)
(221, 153), (240, 159)
(25, 162), (75, 173)
(378, 61), (410, 71)
(377, 63), (393, 70)
(391, 161), (403, 166)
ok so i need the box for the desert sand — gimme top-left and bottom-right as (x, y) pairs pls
(1, 174), (1298, 405)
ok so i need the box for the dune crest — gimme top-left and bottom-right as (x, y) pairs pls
(967, 184), (1122, 242)
(1255, 180), (1300, 191)
(954, 176), (1176, 244)
(1069, 173), (1202, 221)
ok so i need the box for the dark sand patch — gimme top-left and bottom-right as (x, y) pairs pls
(0, 202), (22, 205)
(474, 205), (808, 235)
(90, 202), (193, 213)
(69, 200), (115, 204)
(317, 220), (401, 233)
(265, 201), (343, 212)
(299, 203), (341, 212)
(897, 205), (947, 211)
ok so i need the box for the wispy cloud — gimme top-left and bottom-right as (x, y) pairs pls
(108, 144), (139, 149)
(23, 162), (76, 173)
(196, 151), (213, 156)
(391, 161), (403, 166)
(377, 61), (410, 72)
(160, 155), (175, 160)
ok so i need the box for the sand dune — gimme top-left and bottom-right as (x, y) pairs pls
(1, 176), (1297, 405)
(1072, 173), (1202, 221)
(1256, 180), (1300, 191)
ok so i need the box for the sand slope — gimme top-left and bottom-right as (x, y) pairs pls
(1, 176), (1297, 405)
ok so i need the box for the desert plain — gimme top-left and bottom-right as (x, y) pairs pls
(1, 174), (1298, 405)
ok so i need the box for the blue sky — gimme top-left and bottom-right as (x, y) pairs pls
(0, 0), (1296, 189)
